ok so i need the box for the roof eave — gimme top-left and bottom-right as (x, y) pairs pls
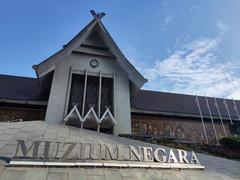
(131, 108), (239, 121)
(98, 21), (147, 89)
(0, 99), (48, 106)
(34, 19), (97, 77)
(33, 18), (147, 89)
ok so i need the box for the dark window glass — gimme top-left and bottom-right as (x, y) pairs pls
(101, 77), (113, 116)
(68, 74), (84, 114)
(68, 74), (113, 118)
(85, 75), (99, 115)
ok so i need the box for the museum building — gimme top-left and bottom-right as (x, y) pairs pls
(0, 11), (240, 145)
(0, 11), (240, 180)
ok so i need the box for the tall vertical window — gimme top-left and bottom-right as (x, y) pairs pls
(101, 77), (113, 116)
(85, 75), (99, 115)
(68, 73), (114, 118)
(68, 74), (84, 113)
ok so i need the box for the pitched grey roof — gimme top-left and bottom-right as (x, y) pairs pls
(1, 74), (240, 121)
(132, 90), (240, 120)
(0, 74), (43, 101)
(36, 19), (96, 68)
(35, 17), (147, 89)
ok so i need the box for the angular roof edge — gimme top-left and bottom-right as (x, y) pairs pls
(34, 14), (147, 89)
(97, 20), (147, 86)
(35, 19), (96, 68)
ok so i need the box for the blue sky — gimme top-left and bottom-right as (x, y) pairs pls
(1, 0), (240, 99)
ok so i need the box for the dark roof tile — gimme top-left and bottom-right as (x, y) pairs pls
(1, 74), (240, 121)
(132, 90), (240, 120)
(0, 74), (43, 101)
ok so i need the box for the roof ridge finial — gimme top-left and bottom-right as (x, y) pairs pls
(90, 10), (106, 21)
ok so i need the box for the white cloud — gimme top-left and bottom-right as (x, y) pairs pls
(160, 1), (174, 30)
(217, 20), (229, 36)
(190, 6), (199, 12)
(161, 14), (174, 30)
(164, 15), (174, 24)
(143, 21), (240, 99)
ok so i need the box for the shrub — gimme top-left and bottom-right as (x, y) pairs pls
(219, 137), (240, 150)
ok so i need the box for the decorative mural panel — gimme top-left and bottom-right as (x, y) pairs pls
(0, 108), (46, 122)
(131, 115), (232, 144)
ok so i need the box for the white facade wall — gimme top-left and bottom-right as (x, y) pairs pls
(45, 53), (131, 134)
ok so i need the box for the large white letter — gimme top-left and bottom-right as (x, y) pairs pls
(142, 147), (153, 162)
(154, 148), (167, 162)
(190, 151), (200, 164)
(15, 140), (41, 158)
(167, 149), (178, 163)
(177, 149), (189, 163)
(129, 145), (142, 161)
(105, 144), (119, 160)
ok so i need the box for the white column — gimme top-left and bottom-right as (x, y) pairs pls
(97, 71), (102, 132)
(223, 99), (233, 125)
(113, 72), (116, 117)
(214, 97), (227, 137)
(195, 95), (208, 144)
(205, 96), (219, 145)
(82, 70), (88, 117)
(64, 67), (72, 116)
(98, 71), (102, 118)
(232, 98), (240, 121)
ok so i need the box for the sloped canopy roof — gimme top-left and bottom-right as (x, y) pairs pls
(0, 74), (44, 102)
(1, 74), (240, 121)
(132, 90), (240, 120)
(34, 12), (147, 89)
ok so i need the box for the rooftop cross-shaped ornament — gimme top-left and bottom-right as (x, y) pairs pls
(90, 10), (106, 21)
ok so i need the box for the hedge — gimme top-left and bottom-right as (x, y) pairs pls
(219, 137), (240, 150)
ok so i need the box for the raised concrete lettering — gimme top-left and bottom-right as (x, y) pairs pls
(14, 140), (202, 165)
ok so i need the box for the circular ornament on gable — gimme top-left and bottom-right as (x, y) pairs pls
(90, 59), (99, 68)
